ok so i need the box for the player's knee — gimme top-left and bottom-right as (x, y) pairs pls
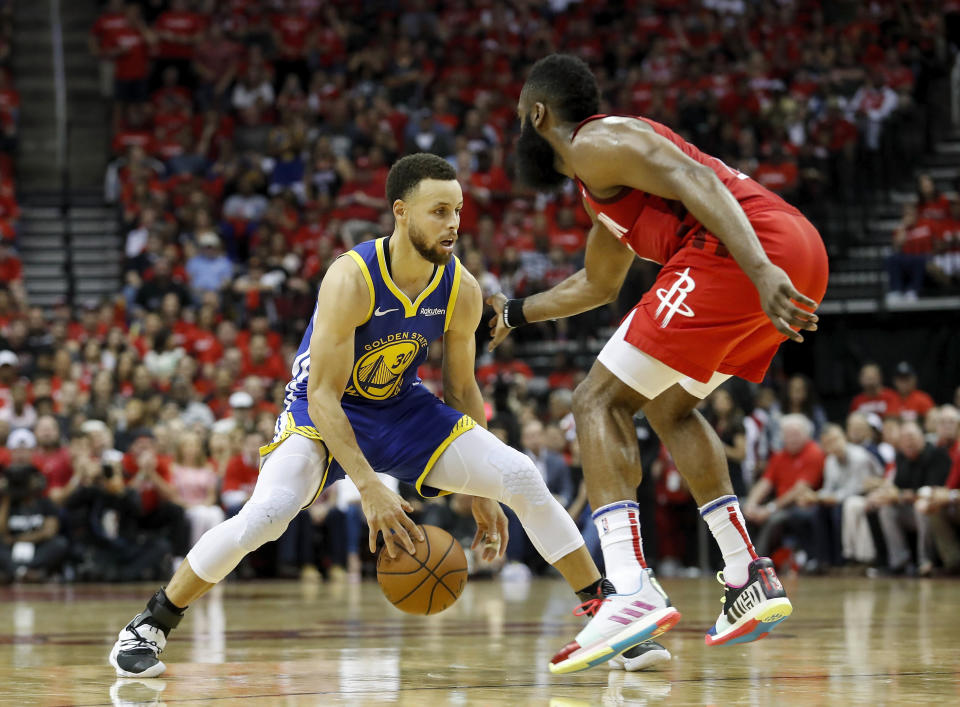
(571, 378), (600, 418)
(236, 487), (300, 550)
(487, 444), (551, 515)
(573, 370), (632, 419)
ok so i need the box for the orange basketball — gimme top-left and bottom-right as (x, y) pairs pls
(376, 524), (467, 615)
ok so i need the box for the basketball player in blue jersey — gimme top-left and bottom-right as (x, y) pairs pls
(109, 153), (648, 679)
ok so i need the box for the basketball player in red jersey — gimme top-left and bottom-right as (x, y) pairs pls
(489, 55), (829, 674)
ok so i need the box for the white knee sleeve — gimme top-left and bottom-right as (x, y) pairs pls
(426, 427), (585, 564)
(187, 434), (325, 583)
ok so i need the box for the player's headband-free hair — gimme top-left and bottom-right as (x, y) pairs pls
(386, 153), (457, 205)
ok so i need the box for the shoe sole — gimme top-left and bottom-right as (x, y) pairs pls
(549, 607), (681, 675)
(704, 597), (793, 647)
(108, 643), (168, 678)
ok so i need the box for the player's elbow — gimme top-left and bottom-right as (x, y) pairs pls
(588, 278), (620, 306)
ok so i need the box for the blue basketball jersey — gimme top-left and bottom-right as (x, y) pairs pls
(281, 236), (463, 411)
(264, 235), (473, 503)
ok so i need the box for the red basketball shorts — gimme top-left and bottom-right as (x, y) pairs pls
(622, 209), (830, 384)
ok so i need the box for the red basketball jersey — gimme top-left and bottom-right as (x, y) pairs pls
(573, 114), (802, 265)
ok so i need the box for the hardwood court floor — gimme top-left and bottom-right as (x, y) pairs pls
(1, 575), (958, 706)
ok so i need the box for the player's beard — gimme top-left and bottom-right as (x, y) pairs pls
(515, 118), (567, 192)
(408, 216), (452, 266)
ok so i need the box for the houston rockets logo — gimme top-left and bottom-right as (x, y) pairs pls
(655, 268), (696, 327)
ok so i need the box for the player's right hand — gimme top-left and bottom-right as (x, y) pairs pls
(360, 481), (424, 558)
(485, 293), (511, 351)
(752, 263), (818, 343)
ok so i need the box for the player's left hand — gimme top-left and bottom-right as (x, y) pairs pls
(471, 496), (508, 561)
(752, 263), (818, 343)
(485, 293), (511, 352)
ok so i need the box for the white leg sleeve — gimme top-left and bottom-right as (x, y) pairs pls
(185, 505), (227, 547)
(186, 434), (326, 583)
(424, 426), (585, 564)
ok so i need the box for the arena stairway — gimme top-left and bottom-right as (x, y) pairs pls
(820, 128), (960, 313)
(18, 191), (123, 308)
(14, 0), (120, 308)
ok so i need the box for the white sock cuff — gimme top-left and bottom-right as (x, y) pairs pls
(591, 500), (639, 521)
(699, 494), (738, 518)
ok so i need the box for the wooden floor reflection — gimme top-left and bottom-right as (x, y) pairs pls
(1, 574), (958, 705)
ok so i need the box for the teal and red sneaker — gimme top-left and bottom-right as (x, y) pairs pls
(705, 557), (793, 646)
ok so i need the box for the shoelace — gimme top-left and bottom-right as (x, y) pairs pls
(572, 596), (608, 617)
(119, 625), (162, 655)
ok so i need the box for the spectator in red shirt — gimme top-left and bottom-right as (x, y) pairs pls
(221, 431), (263, 515)
(810, 97), (858, 157)
(753, 142), (799, 202)
(887, 202), (939, 301)
(335, 157), (389, 246)
(0, 239), (22, 284)
(915, 173), (951, 221)
(205, 368), (236, 420)
(890, 361), (935, 424)
(475, 338), (534, 388)
(122, 434), (189, 559)
(31, 415), (73, 504)
(108, 3), (154, 113)
(0, 69), (20, 146)
(89, 0), (128, 99)
(270, 1), (312, 93)
(152, 0), (205, 84)
(241, 333), (287, 383)
(549, 207), (586, 255)
(193, 23), (240, 111)
(850, 362), (901, 418)
(743, 414), (826, 559)
(929, 198), (960, 290)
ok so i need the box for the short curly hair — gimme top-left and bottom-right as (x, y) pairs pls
(524, 54), (600, 123)
(385, 153), (456, 204)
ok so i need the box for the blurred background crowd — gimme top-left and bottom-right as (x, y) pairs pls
(1, 0), (960, 586)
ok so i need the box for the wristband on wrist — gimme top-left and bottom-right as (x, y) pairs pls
(951, 489), (960, 504)
(502, 298), (528, 328)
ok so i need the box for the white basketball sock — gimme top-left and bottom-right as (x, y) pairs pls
(592, 501), (646, 594)
(700, 495), (758, 586)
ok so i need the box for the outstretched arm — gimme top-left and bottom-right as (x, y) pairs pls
(487, 201), (633, 350)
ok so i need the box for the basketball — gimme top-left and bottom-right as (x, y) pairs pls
(376, 524), (468, 615)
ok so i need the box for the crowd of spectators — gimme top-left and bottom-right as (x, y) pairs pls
(1, 1), (960, 584)
(88, 0), (951, 332)
(0, 0), (20, 305)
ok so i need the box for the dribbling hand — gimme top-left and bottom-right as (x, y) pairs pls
(471, 496), (508, 562)
(752, 263), (819, 343)
(485, 293), (511, 352)
(360, 481), (424, 559)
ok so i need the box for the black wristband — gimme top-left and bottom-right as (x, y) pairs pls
(503, 298), (528, 328)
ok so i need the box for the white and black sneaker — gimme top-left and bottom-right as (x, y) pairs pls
(607, 640), (672, 671)
(109, 589), (186, 677)
(704, 557), (792, 646)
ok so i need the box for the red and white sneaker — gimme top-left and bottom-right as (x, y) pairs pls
(549, 570), (681, 675)
(704, 557), (793, 646)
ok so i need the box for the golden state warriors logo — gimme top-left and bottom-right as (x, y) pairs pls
(352, 339), (421, 400)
